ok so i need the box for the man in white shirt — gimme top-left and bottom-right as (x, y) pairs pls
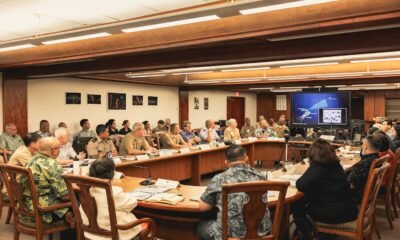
(55, 128), (85, 165)
(199, 119), (220, 143)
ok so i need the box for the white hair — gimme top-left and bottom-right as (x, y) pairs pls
(227, 118), (237, 126)
(132, 122), (144, 132)
(54, 127), (69, 138)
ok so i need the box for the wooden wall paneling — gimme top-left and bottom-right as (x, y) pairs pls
(257, 93), (291, 121)
(179, 88), (189, 125)
(2, 75), (28, 136)
(374, 91), (386, 117)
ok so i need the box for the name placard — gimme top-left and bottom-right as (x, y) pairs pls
(199, 144), (211, 150)
(159, 150), (173, 156)
(156, 178), (180, 189)
(179, 148), (190, 153)
(112, 157), (122, 164)
(248, 137), (258, 142)
(216, 142), (226, 147)
(234, 140), (242, 144)
(136, 155), (149, 161)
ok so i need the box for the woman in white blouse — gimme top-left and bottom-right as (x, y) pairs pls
(81, 158), (142, 240)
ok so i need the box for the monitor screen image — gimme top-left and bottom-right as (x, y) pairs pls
(291, 92), (350, 127)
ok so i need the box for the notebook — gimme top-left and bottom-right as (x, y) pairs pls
(145, 193), (184, 205)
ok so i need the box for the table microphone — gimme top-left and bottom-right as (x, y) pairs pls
(132, 165), (154, 186)
(284, 129), (290, 143)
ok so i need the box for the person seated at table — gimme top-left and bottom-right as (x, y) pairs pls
(142, 120), (152, 135)
(106, 119), (119, 135)
(293, 139), (358, 239)
(0, 123), (24, 156)
(372, 116), (383, 128)
(199, 119), (220, 144)
(224, 118), (241, 141)
(21, 137), (76, 239)
(36, 120), (53, 138)
(274, 117), (290, 138)
(240, 117), (255, 138)
(81, 157), (142, 240)
(255, 120), (274, 138)
(268, 117), (277, 128)
(55, 128), (85, 164)
(380, 118), (396, 139)
(198, 144), (271, 239)
(163, 123), (189, 149)
(254, 115), (265, 129)
(348, 134), (381, 204)
(369, 127), (397, 153)
(373, 131), (396, 189)
(8, 132), (41, 167)
(76, 119), (97, 138)
(86, 124), (118, 159)
(119, 122), (156, 155)
(180, 120), (201, 145)
(119, 120), (132, 135)
(165, 118), (172, 132)
(152, 120), (167, 134)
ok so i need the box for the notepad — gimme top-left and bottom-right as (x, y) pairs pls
(128, 191), (153, 201)
(145, 193), (184, 205)
(134, 186), (170, 194)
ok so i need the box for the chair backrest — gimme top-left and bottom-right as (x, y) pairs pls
(156, 132), (166, 149)
(0, 163), (41, 226)
(358, 163), (390, 231)
(63, 174), (119, 239)
(0, 147), (8, 163)
(368, 154), (390, 175)
(385, 151), (399, 194)
(221, 181), (289, 240)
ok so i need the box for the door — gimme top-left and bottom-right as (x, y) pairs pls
(227, 97), (245, 129)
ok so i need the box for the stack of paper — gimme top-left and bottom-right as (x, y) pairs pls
(145, 193), (184, 205)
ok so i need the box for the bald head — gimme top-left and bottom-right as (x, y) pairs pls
(39, 137), (61, 158)
(5, 123), (17, 135)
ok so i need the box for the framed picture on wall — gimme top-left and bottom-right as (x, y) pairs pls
(66, 92), (81, 104)
(204, 97), (209, 110)
(87, 94), (101, 104)
(108, 93), (126, 110)
(148, 96), (158, 106)
(132, 95), (143, 105)
(194, 97), (199, 110)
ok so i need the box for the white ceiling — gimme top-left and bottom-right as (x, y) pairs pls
(0, 0), (219, 42)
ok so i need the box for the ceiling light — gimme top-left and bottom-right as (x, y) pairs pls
(225, 79), (262, 83)
(315, 73), (365, 78)
(122, 15), (220, 33)
(371, 70), (400, 76)
(280, 86), (307, 89)
(271, 89), (302, 92)
(221, 67), (270, 72)
(249, 87), (274, 90)
(339, 86), (398, 91)
(351, 84), (388, 87)
(172, 71), (212, 75)
(267, 76), (310, 80)
(42, 32), (111, 45)
(280, 62), (338, 68)
(351, 57), (400, 63)
(240, 0), (337, 15)
(325, 85), (346, 88)
(126, 74), (166, 78)
(0, 44), (35, 52)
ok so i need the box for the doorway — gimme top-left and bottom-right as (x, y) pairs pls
(227, 97), (245, 129)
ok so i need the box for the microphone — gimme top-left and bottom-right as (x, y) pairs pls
(284, 129), (290, 143)
(132, 165), (154, 186)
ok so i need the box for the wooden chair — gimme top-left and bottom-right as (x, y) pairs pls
(156, 132), (166, 149)
(392, 149), (400, 218)
(0, 163), (74, 240)
(0, 147), (12, 223)
(221, 181), (290, 240)
(376, 151), (399, 229)
(316, 163), (390, 240)
(63, 174), (157, 240)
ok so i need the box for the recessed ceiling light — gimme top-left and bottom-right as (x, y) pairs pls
(240, 0), (337, 15)
(271, 89), (302, 92)
(0, 44), (35, 52)
(280, 62), (339, 68)
(172, 71), (212, 75)
(42, 32), (111, 45)
(249, 87), (274, 90)
(221, 67), (270, 72)
(351, 84), (388, 87)
(185, 80), (221, 84)
(351, 57), (400, 63)
(122, 15), (220, 33)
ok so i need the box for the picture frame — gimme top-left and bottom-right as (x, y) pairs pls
(108, 93), (126, 110)
(148, 96), (158, 106)
(194, 97), (199, 110)
(132, 95), (143, 105)
(204, 97), (209, 110)
(87, 94), (101, 104)
(66, 92), (81, 104)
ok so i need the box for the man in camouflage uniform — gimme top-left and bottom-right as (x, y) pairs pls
(20, 137), (76, 239)
(86, 124), (118, 158)
(198, 144), (272, 239)
(0, 123), (24, 157)
(119, 122), (156, 155)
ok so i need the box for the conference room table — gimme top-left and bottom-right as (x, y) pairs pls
(115, 138), (344, 186)
(111, 139), (359, 240)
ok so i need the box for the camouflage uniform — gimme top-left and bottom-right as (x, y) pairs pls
(240, 125), (256, 138)
(20, 152), (69, 223)
(255, 127), (275, 138)
(200, 164), (272, 239)
(274, 125), (290, 138)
